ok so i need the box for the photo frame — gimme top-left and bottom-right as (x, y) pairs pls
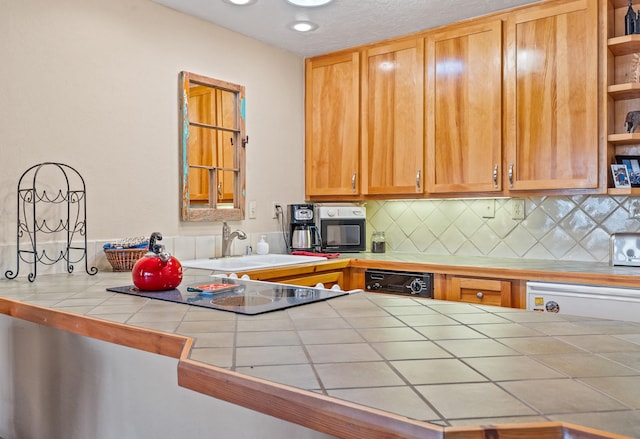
(612, 164), (632, 188)
(615, 156), (640, 187)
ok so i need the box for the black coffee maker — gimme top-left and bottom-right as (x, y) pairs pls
(288, 204), (319, 252)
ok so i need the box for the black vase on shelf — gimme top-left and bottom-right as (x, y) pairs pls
(626, 0), (636, 35)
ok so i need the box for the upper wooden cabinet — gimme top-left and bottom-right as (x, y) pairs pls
(304, 0), (603, 200)
(426, 20), (503, 194)
(361, 38), (425, 195)
(504, 0), (599, 191)
(305, 51), (361, 196)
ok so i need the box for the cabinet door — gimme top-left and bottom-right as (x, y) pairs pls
(305, 52), (361, 196)
(361, 39), (424, 195)
(426, 20), (503, 193)
(505, 0), (598, 191)
(451, 277), (512, 307)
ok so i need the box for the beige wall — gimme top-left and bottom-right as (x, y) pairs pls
(0, 314), (336, 438)
(0, 0), (304, 249)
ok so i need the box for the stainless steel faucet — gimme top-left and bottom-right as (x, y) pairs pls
(221, 222), (247, 257)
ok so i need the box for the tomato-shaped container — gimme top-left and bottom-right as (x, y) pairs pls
(132, 232), (183, 291)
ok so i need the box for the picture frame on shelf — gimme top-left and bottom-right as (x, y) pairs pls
(615, 156), (640, 187)
(612, 163), (632, 188)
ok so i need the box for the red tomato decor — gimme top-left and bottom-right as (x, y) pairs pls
(132, 232), (183, 291)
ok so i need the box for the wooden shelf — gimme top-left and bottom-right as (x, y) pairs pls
(608, 82), (640, 99)
(608, 34), (640, 56)
(608, 132), (640, 144)
(613, 0), (637, 8)
(607, 187), (640, 195)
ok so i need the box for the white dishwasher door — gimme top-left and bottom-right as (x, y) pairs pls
(526, 281), (640, 323)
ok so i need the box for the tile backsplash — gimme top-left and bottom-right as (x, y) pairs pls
(366, 196), (640, 263)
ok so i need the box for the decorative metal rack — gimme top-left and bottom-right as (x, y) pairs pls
(4, 162), (98, 282)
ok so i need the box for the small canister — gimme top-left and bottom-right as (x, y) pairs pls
(371, 231), (386, 253)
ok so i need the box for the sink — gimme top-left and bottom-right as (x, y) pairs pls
(181, 254), (328, 272)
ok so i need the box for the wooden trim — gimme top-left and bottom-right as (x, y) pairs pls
(0, 298), (188, 358)
(444, 423), (564, 439)
(177, 359), (444, 439)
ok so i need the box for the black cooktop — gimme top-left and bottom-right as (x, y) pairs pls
(107, 278), (348, 315)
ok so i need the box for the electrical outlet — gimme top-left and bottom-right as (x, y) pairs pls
(248, 200), (257, 219)
(272, 202), (282, 219)
(481, 199), (495, 218)
(512, 198), (525, 220)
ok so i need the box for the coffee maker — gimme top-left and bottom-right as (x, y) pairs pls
(288, 204), (319, 252)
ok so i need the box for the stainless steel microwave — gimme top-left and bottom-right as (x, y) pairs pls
(315, 205), (366, 253)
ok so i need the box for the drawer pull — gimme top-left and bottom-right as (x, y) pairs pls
(476, 292), (484, 299)
(508, 163), (514, 188)
(492, 164), (498, 189)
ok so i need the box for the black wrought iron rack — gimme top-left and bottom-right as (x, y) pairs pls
(5, 162), (98, 282)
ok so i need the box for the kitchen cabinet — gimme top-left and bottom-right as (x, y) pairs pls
(438, 275), (526, 308)
(305, 0), (603, 199)
(504, 0), (599, 192)
(361, 38), (424, 195)
(425, 20), (503, 194)
(305, 51), (361, 196)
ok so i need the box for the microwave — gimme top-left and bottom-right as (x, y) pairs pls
(316, 205), (366, 252)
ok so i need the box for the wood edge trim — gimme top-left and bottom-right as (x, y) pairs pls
(177, 358), (443, 439)
(562, 422), (634, 439)
(443, 422), (563, 438)
(0, 297), (190, 359)
(444, 421), (627, 438)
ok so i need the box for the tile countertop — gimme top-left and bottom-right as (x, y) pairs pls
(1, 271), (640, 438)
(345, 251), (640, 275)
(342, 252), (640, 286)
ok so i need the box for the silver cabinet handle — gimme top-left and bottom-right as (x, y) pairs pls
(476, 292), (484, 299)
(508, 163), (514, 188)
(416, 169), (421, 191)
(351, 172), (357, 193)
(493, 164), (499, 189)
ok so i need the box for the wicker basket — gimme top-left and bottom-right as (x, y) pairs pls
(104, 248), (148, 272)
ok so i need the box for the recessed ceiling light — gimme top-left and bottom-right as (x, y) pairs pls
(290, 21), (318, 32)
(223, 0), (257, 5)
(286, 0), (332, 7)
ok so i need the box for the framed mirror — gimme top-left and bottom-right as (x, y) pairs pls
(179, 71), (246, 221)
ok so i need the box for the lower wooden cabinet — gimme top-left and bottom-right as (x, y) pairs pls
(238, 260), (350, 290)
(437, 274), (526, 309)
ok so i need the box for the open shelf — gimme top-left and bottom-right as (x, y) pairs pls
(608, 34), (640, 56)
(608, 82), (640, 99)
(608, 133), (640, 145)
(607, 187), (640, 195)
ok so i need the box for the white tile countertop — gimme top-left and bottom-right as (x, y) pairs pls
(1, 271), (640, 438)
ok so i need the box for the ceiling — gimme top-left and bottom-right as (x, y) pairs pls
(151, 0), (541, 57)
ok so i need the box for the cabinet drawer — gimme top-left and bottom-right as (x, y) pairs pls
(451, 277), (512, 307)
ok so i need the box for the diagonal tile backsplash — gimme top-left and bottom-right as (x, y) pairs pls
(366, 196), (640, 263)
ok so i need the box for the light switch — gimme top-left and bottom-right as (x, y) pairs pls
(248, 200), (257, 219)
(481, 199), (495, 218)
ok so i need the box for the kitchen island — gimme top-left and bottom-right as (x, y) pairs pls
(1, 270), (639, 438)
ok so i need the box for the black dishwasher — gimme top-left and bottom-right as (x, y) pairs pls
(364, 269), (433, 298)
